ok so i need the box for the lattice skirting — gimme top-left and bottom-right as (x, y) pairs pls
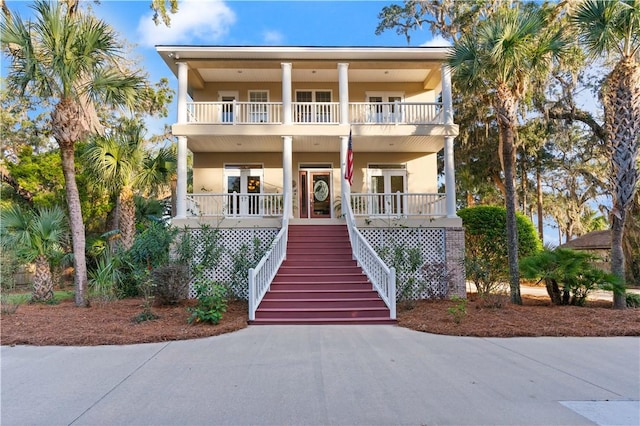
(359, 227), (462, 300)
(186, 228), (278, 299)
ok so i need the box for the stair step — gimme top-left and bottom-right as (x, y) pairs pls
(255, 307), (391, 319)
(269, 282), (373, 291)
(250, 318), (397, 325)
(259, 298), (385, 309)
(273, 274), (366, 283)
(278, 266), (361, 273)
(265, 289), (379, 299)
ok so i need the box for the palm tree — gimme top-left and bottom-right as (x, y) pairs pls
(448, 4), (567, 304)
(1, 1), (144, 306)
(84, 120), (175, 250)
(572, 0), (640, 309)
(1, 205), (68, 302)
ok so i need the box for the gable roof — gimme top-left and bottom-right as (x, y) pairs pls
(560, 230), (611, 250)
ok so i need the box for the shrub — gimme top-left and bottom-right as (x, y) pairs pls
(626, 292), (640, 308)
(447, 295), (467, 324)
(119, 222), (178, 297)
(187, 277), (228, 325)
(520, 247), (620, 306)
(458, 206), (541, 295)
(229, 237), (267, 299)
(151, 263), (189, 305)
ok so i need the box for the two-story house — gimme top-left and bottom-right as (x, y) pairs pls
(157, 46), (464, 324)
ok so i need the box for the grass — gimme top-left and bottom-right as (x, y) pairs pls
(2, 290), (75, 305)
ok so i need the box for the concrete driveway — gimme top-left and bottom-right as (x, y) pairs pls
(2, 326), (639, 425)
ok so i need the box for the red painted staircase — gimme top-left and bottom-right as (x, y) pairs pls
(251, 225), (395, 325)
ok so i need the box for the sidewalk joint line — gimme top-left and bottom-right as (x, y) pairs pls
(68, 342), (172, 425)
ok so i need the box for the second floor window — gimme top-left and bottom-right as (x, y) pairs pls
(248, 91), (269, 123)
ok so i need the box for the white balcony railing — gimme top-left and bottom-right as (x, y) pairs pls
(186, 102), (282, 124)
(350, 192), (446, 217)
(292, 102), (340, 124)
(184, 101), (444, 125)
(349, 102), (443, 125)
(186, 193), (284, 217)
(344, 196), (396, 319)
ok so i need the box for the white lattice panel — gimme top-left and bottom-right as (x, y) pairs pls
(360, 228), (447, 300)
(187, 228), (278, 299)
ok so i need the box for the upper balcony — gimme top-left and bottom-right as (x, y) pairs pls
(185, 101), (443, 125)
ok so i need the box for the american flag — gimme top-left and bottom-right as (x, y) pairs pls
(345, 130), (353, 186)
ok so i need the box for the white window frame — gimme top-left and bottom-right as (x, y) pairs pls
(295, 90), (333, 123)
(218, 91), (239, 123)
(248, 90), (269, 123)
(365, 91), (405, 123)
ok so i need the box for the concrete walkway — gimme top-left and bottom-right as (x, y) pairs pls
(2, 326), (638, 425)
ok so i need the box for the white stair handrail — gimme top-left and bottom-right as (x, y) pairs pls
(344, 197), (396, 319)
(248, 200), (290, 321)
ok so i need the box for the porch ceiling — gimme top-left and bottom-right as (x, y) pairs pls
(187, 135), (444, 153)
(157, 46), (448, 89)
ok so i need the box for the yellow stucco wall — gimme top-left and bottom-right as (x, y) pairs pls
(193, 150), (438, 219)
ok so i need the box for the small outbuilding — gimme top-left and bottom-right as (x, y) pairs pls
(560, 230), (611, 271)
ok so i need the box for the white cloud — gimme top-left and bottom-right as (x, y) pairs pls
(137, 0), (236, 47)
(262, 30), (284, 45)
(421, 35), (452, 47)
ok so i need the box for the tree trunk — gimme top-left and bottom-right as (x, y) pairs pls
(52, 98), (90, 307)
(603, 58), (640, 309)
(495, 86), (521, 305)
(537, 166), (544, 243)
(119, 186), (136, 250)
(31, 255), (54, 302)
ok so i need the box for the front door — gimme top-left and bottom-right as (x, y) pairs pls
(299, 170), (332, 218)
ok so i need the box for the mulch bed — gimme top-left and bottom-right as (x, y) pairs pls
(1, 294), (639, 346)
(397, 294), (640, 337)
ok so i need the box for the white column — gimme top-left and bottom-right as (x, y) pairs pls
(338, 63), (349, 125)
(441, 64), (454, 125)
(444, 136), (457, 218)
(441, 64), (457, 217)
(282, 136), (293, 219)
(340, 135), (350, 212)
(176, 61), (189, 218)
(281, 63), (292, 125)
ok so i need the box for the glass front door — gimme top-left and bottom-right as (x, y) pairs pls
(299, 170), (332, 219)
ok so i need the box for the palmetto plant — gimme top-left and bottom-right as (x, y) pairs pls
(448, 4), (568, 304)
(571, 0), (640, 309)
(0, 205), (68, 302)
(1, 1), (144, 306)
(84, 120), (175, 250)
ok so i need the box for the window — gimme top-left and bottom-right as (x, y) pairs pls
(248, 91), (269, 123)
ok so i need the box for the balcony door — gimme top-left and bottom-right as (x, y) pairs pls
(299, 167), (332, 219)
(366, 92), (403, 123)
(219, 91), (238, 123)
(295, 90), (332, 123)
(369, 166), (406, 215)
(225, 166), (262, 216)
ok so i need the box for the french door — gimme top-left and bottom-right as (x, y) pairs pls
(370, 169), (406, 215)
(299, 170), (332, 218)
(226, 168), (262, 216)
